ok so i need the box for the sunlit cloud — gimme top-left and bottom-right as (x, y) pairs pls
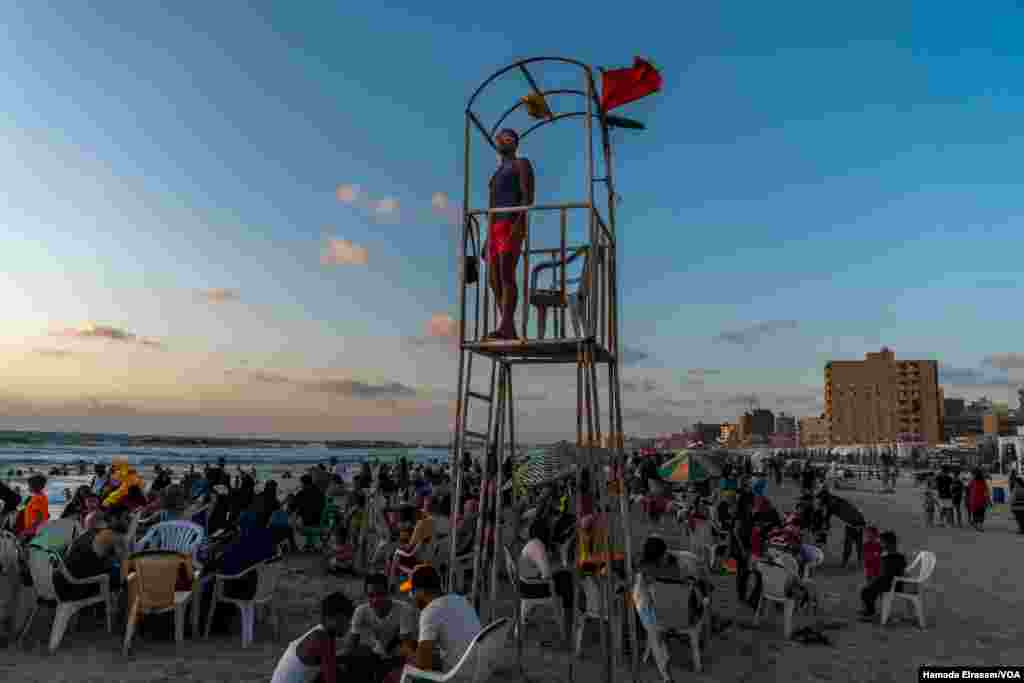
(427, 313), (458, 339)
(225, 368), (419, 400)
(197, 288), (240, 304)
(52, 323), (165, 350)
(33, 349), (80, 359)
(335, 184), (360, 202)
(375, 198), (399, 214)
(321, 238), (369, 266)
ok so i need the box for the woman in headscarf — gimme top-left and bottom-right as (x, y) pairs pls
(230, 474), (257, 524)
(203, 510), (277, 634)
(966, 468), (991, 531)
(61, 485), (95, 521)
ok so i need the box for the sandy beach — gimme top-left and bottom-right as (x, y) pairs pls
(2, 472), (1021, 682)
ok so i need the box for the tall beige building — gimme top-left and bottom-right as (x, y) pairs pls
(799, 415), (830, 446)
(824, 348), (942, 446)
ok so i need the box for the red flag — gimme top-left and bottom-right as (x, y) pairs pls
(600, 57), (662, 112)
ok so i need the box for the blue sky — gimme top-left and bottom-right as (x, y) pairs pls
(1, 2), (1023, 438)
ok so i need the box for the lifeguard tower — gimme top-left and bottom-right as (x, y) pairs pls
(447, 56), (657, 683)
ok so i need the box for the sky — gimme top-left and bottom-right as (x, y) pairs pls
(2, 2), (1024, 440)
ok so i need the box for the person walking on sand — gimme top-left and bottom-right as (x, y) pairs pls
(966, 468), (991, 531)
(483, 128), (534, 341)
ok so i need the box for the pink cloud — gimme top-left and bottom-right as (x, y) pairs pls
(427, 313), (458, 339)
(197, 288), (240, 303)
(53, 323), (165, 350)
(321, 238), (369, 266)
(336, 184), (360, 202)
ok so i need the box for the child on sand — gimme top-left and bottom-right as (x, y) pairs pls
(859, 530), (907, 620)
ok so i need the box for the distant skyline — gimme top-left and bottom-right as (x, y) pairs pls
(2, 3), (1024, 439)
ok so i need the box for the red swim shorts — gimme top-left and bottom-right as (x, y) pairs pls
(486, 218), (522, 263)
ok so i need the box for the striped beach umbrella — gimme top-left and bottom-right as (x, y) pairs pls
(658, 450), (715, 482)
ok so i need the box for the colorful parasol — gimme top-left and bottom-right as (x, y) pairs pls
(657, 450), (716, 482)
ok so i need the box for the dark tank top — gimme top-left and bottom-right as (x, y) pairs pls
(491, 159), (523, 208)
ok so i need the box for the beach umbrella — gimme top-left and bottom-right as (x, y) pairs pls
(658, 451), (716, 482)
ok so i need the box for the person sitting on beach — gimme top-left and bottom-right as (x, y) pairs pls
(16, 474), (49, 540)
(0, 479), (22, 527)
(408, 565), (482, 675)
(271, 591), (355, 683)
(862, 526), (881, 583)
(337, 573), (418, 683)
(90, 464), (112, 498)
(229, 474), (257, 525)
(290, 475), (327, 531)
(519, 519), (573, 637)
(56, 504), (132, 602)
(858, 530), (907, 620)
(250, 479), (282, 527)
(391, 504), (434, 581)
(202, 510), (277, 632)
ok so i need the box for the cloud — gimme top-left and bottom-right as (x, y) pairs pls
(431, 192), (461, 226)
(336, 184), (360, 202)
(321, 238), (369, 266)
(33, 349), (79, 359)
(375, 198), (399, 215)
(426, 314), (458, 339)
(940, 363), (1009, 385)
(621, 346), (651, 367)
(53, 323), (165, 350)
(983, 354), (1024, 372)
(197, 288), (240, 304)
(227, 369), (419, 400)
(714, 320), (798, 347)
(623, 378), (660, 393)
(431, 192), (449, 210)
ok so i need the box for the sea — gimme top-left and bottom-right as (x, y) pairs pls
(0, 430), (452, 506)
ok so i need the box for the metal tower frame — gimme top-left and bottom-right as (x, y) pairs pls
(446, 57), (637, 683)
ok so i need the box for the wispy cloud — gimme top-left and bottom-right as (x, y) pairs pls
(623, 378), (660, 393)
(197, 288), (240, 304)
(53, 323), (165, 350)
(621, 346), (651, 367)
(714, 320), (798, 347)
(983, 354), (1024, 372)
(336, 184), (361, 202)
(226, 368), (419, 400)
(335, 183), (401, 223)
(321, 238), (369, 266)
(33, 349), (80, 359)
(940, 362), (1010, 385)
(431, 192), (461, 226)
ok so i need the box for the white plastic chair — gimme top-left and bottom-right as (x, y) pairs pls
(135, 521), (205, 562)
(18, 547), (112, 653)
(399, 617), (512, 683)
(503, 545), (563, 640)
(752, 559), (801, 638)
(633, 571), (709, 677)
(204, 556), (284, 647)
(881, 551), (936, 629)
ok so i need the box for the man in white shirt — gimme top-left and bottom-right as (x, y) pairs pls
(410, 565), (482, 673)
(340, 573), (418, 682)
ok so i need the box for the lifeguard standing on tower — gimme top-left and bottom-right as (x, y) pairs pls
(445, 55), (660, 683)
